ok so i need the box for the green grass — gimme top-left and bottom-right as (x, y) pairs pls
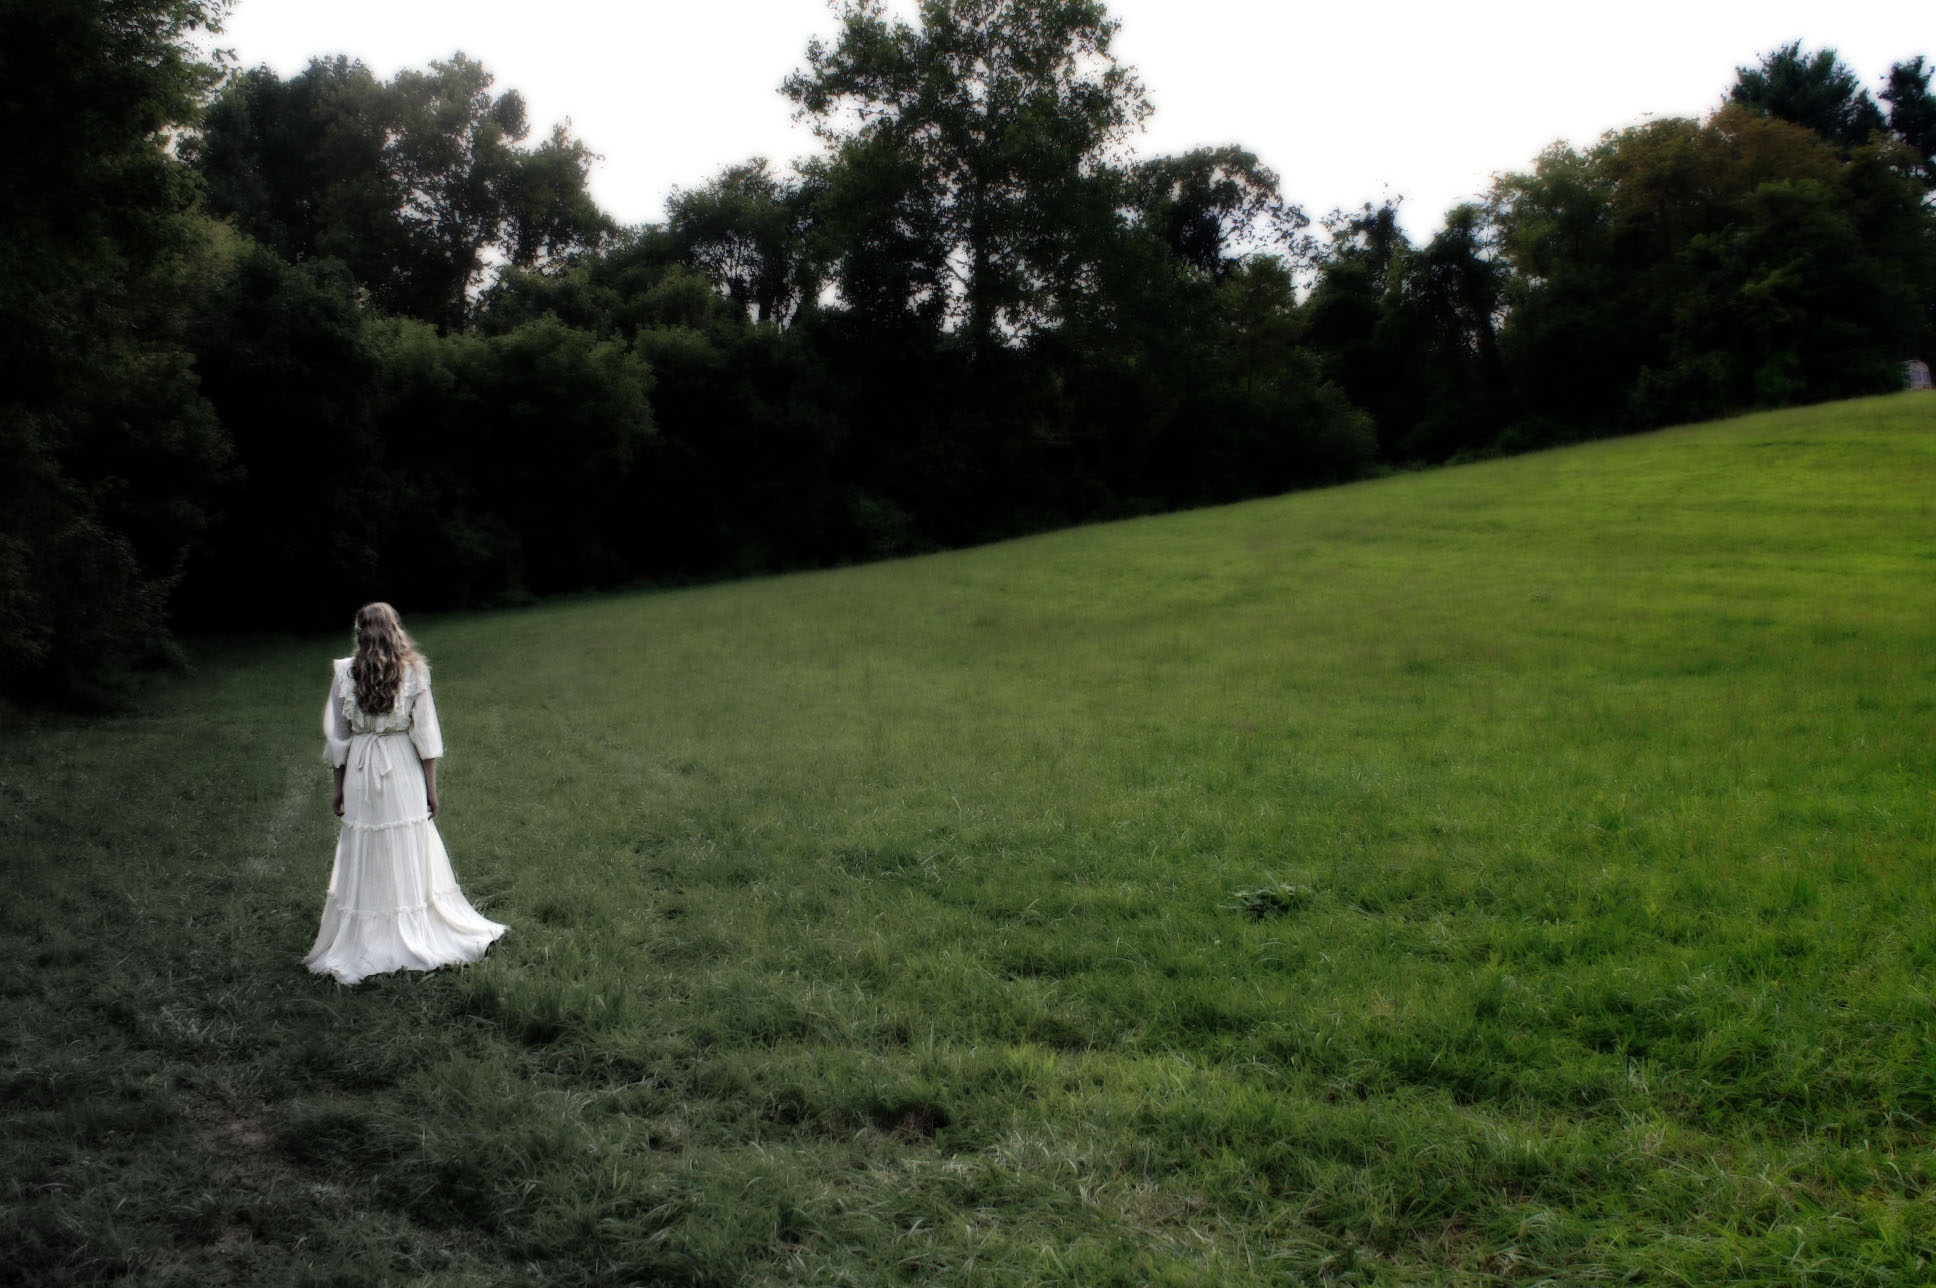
(5, 392), (1934, 1285)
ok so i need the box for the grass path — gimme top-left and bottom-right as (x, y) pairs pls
(4, 393), (1934, 1284)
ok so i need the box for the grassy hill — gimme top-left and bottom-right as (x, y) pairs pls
(5, 393), (1933, 1284)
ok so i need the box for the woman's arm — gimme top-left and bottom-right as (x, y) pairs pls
(323, 661), (353, 769)
(332, 764), (346, 817)
(423, 757), (439, 819)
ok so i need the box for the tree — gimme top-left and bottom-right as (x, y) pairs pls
(0, 0), (232, 704)
(354, 315), (655, 601)
(783, 0), (1148, 347)
(1303, 201), (1414, 449)
(1381, 204), (1509, 459)
(667, 159), (815, 323)
(1128, 145), (1308, 279)
(1321, 201), (1407, 282)
(385, 55), (611, 328)
(1488, 105), (1933, 434)
(1310, 198), (1509, 462)
(1880, 56), (1936, 191)
(180, 236), (386, 624)
(191, 54), (613, 331)
(189, 58), (405, 277)
(1730, 42), (1886, 149)
(1192, 258), (1376, 492)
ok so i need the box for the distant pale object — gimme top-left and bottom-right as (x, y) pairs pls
(1906, 360), (1933, 390)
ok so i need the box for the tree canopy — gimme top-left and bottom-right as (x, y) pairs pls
(190, 53), (612, 331)
(783, 0), (1148, 346)
(0, 0), (232, 704)
(9, 6), (1936, 706)
(1730, 42), (1887, 149)
(667, 160), (813, 325)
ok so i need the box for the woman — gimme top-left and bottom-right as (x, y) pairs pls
(306, 603), (507, 985)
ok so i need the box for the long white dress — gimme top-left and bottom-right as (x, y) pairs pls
(306, 657), (507, 985)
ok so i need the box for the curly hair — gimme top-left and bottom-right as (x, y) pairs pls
(351, 602), (424, 714)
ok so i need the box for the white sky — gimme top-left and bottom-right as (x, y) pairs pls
(210, 0), (1926, 238)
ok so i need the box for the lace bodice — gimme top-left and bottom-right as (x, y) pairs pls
(338, 658), (420, 734)
(323, 657), (445, 766)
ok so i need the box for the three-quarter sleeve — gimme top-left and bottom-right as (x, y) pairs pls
(409, 664), (445, 761)
(323, 660), (352, 767)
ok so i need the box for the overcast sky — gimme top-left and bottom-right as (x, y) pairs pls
(210, 0), (1926, 238)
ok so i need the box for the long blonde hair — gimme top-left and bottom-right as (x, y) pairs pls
(351, 602), (424, 714)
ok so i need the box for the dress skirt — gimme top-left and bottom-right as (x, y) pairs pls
(305, 730), (506, 986)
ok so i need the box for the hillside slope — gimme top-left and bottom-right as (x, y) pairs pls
(6, 393), (1933, 1285)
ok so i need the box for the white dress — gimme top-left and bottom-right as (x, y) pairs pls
(306, 657), (507, 985)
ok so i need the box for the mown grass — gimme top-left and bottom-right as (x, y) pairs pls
(4, 393), (1933, 1285)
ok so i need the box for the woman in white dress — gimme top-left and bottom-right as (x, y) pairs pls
(306, 602), (507, 985)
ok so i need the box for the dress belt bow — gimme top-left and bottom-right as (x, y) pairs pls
(351, 730), (398, 795)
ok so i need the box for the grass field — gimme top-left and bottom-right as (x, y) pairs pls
(4, 393), (1934, 1285)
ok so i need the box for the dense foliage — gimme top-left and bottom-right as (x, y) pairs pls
(1490, 107), (1931, 437)
(4, 0), (1933, 702)
(1304, 44), (1936, 459)
(187, 53), (612, 333)
(0, 0), (231, 705)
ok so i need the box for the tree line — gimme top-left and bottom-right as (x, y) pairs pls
(4, 0), (1933, 705)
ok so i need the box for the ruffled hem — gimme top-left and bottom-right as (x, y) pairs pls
(304, 917), (507, 987)
(326, 883), (471, 919)
(341, 812), (434, 833)
(304, 798), (507, 987)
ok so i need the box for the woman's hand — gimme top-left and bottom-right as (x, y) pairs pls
(332, 765), (346, 817)
(426, 786), (440, 819)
